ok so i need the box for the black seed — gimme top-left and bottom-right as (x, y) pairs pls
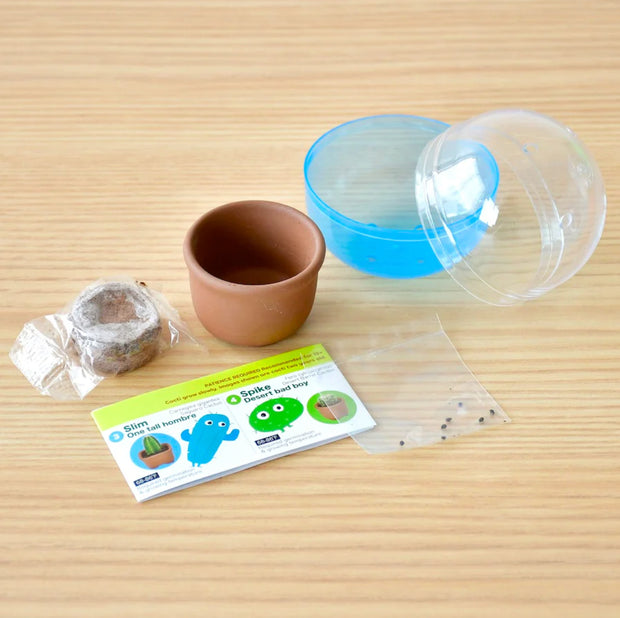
(441, 424), (447, 429)
(399, 440), (405, 446)
(458, 402), (463, 407)
(441, 436), (446, 440)
(478, 417), (484, 423)
(490, 409), (495, 415)
(446, 417), (452, 422)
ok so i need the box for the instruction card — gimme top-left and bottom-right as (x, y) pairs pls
(92, 344), (375, 501)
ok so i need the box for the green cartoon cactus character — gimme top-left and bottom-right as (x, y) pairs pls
(249, 397), (304, 433)
(138, 434), (175, 469)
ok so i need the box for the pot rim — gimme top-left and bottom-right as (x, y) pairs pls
(183, 200), (326, 292)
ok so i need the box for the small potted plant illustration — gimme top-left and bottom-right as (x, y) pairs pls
(314, 393), (350, 421)
(138, 435), (175, 469)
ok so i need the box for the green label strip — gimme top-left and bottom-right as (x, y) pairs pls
(92, 344), (331, 431)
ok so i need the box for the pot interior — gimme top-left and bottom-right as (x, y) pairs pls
(190, 202), (321, 285)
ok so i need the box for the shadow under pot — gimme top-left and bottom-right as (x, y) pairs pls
(183, 200), (326, 346)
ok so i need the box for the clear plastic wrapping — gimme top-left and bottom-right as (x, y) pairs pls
(10, 278), (197, 400)
(305, 315), (510, 453)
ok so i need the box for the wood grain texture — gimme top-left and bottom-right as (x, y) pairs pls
(1, 1), (619, 616)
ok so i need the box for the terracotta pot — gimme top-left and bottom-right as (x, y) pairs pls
(184, 200), (326, 346)
(315, 398), (349, 420)
(138, 443), (175, 469)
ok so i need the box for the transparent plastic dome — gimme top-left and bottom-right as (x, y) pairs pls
(415, 109), (606, 305)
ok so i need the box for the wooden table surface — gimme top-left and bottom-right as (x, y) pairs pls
(1, 1), (619, 616)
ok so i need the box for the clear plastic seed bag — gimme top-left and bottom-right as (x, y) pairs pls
(308, 316), (510, 453)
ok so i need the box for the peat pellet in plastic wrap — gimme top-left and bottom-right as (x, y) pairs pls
(69, 281), (162, 375)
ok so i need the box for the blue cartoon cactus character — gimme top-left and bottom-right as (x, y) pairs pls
(249, 397), (304, 433)
(181, 413), (239, 467)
